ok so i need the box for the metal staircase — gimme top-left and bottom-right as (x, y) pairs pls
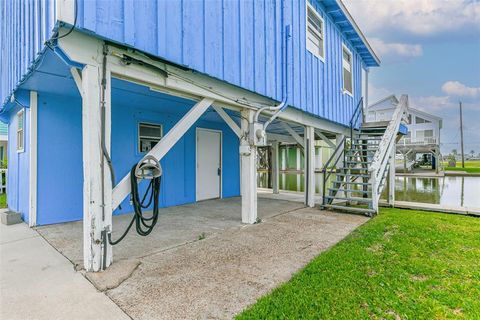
(321, 95), (409, 216)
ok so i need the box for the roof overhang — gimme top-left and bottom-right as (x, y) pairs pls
(322, 0), (381, 67)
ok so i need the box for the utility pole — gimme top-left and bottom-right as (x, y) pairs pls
(459, 101), (465, 168)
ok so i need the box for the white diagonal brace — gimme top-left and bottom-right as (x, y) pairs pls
(212, 105), (241, 138)
(315, 130), (336, 148)
(70, 67), (83, 97)
(112, 97), (214, 209)
(282, 123), (305, 148)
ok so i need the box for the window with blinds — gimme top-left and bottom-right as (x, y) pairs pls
(17, 109), (24, 152)
(306, 3), (324, 60)
(342, 45), (353, 95)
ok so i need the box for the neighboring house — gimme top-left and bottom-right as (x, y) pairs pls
(367, 95), (442, 172)
(0, 0), (379, 271)
(0, 121), (7, 164)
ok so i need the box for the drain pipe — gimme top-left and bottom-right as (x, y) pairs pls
(253, 23), (291, 143)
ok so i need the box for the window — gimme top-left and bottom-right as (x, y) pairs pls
(342, 45), (353, 96)
(415, 116), (431, 124)
(306, 3), (324, 60)
(138, 122), (162, 153)
(17, 109), (24, 152)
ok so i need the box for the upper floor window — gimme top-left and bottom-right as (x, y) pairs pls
(306, 3), (324, 60)
(342, 45), (353, 96)
(138, 122), (162, 153)
(415, 116), (431, 124)
(17, 109), (24, 152)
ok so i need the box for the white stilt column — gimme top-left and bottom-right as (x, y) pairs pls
(240, 109), (257, 224)
(304, 126), (316, 207)
(271, 141), (280, 194)
(82, 64), (112, 271)
(388, 145), (396, 206)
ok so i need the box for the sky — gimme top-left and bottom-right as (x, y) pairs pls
(344, 0), (480, 155)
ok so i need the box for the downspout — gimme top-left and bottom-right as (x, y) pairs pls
(253, 4), (291, 139)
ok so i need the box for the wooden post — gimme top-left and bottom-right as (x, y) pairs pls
(28, 91), (38, 227)
(240, 109), (257, 224)
(81, 65), (112, 271)
(271, 141), (280, 194)
(305, 126), (315, 207)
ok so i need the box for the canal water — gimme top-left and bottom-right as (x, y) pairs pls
(258, 172), (480, 209)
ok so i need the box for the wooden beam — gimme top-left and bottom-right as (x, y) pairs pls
(28, 91), (38, 227)
(212, 105), (241, 138)
(271, 141), (279, 194)
(70, 67), (83, 98)
(112, 97), (214, 209)
(304, 126), (316, 207)
(82, 65), (112, 271)
(240, 109), (257, 224)
(315, 130), (336, 148)
(282, 123), (305, 148)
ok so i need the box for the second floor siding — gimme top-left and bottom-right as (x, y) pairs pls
(76, 0), (368, 126)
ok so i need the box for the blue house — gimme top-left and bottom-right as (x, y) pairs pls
(0, 0), (382, 271)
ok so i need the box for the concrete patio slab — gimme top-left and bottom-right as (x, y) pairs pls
(36, 197), (304, 268)
(0, 220), (130, 320)
(35, 198), (367, 319)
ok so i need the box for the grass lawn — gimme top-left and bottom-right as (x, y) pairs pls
(444, 160), (480, 173)
(237, 208), (480, 319)
(0, 193), (6, 208)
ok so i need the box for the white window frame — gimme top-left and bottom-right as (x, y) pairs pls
(306, 2), (325, 62)
(342, 44), (354, 97)
(138, 122), (163, 153)
(17, 109), (25, 153)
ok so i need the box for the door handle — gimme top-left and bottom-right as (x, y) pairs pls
(217, 168), (221, 176)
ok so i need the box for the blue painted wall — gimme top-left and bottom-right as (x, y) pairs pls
(0, 0), (56, 106)
(37, 93), (84, 225)
(32, 79), (240, 225)
(111, 79), (240, 215)
(6, 93), (31, 222)
(74, 0), (365, 126)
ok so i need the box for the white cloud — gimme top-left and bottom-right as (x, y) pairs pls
(410, 95), (453, 112)
(441, 81), (480, 98)
(369, 38), (423, 63)
(368, 83), (392, 104)
(344, 0), (480, 40)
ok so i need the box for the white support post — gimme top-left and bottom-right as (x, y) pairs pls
(82, 64), (112, 271)
(240, 109), (257, 224)
(296, 147), (301, 192)
(304, 126), (315, 207)
(388, 145), (396, 206)
(271, 141), (279, 194)
(28, 91), (38, 227)
(112, 97), (214, 209)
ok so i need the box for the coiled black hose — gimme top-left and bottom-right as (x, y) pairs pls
(108, 164), (161, 245)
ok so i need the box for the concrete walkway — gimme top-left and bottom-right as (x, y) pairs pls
(0, 221), (130, 320)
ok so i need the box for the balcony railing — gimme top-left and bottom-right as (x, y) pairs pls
(398, 137), (437, 146)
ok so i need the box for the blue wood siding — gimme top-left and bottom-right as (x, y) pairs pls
(75, 0), (366, 126)
(0, 0), (56, 106)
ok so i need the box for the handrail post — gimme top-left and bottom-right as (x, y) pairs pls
(370, 168), (378, 212)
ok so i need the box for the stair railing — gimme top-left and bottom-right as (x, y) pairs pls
(369, 94), (409, 211)
(349, 97), (364, 141)
(321, 136), (346, 205)
(321, 97), (364, 205)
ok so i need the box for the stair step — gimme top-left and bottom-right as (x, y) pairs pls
(333, 181), (370, 185)
(325, 195), (372, 203)
(328, 188), (370, 194)
(322, 204), (376, 216)
(346, 161), (371, 164)
(336, 173), (371, 178)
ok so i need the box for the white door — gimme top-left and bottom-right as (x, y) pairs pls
(196, 129), (221, 201)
